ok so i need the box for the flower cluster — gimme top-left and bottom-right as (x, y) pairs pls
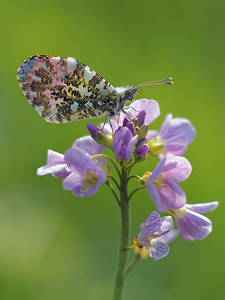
(37, 98), (218, 261)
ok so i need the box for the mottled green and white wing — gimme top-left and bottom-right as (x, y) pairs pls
(17, 55), (118, 123)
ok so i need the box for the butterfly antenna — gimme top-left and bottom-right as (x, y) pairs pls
(134, 77), (174, 88)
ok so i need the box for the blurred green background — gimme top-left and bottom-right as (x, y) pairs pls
(1, 0), (224, 299)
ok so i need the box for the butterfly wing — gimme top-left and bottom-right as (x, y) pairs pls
(17, 55), (118, 123)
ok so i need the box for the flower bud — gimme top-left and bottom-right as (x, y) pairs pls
(87, 123), (110, 146)
(123, 116), (130, 127)
(138, 124), (148, 140)
(135, 144), (150, 161)
(87, 123), (101, 139)
(132, 117), (139, 127)
(126, 121), (135, 135)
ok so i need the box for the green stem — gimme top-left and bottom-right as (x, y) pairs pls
(113, 166), (130, 300)
(106, 181), (120, 206)
(128, 186), (145, 201)
(127, 175), (141, 183)
(127, 161), (136, 174)
(107, 175), (121, 192)
(125, 255), (140, 275)
(93, 154), (121, 177)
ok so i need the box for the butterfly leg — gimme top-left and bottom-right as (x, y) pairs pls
(108, 117), (114, 133)
(121, 107), (132, 121)
(102, 113), (115, 132)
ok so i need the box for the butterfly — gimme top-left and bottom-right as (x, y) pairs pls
(17, 55), (173, 123)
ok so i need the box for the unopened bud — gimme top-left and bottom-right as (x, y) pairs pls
(138, 125), (148, 140)
(87, 123), (109, 146)
(134, 144), (149, 162)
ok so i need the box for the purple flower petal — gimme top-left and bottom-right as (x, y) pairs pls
(135, 110), (146, 127)
(113, 127), (137, 161)
(64, 148), (97, 174)
(146, 240), (170, 261)
(136, 143), (149, 159)
(177, 228), (194, 241)
(186, 201), (219, 214)
(156, 216), (173, 237)
(156, 229), (179, 244)
(162, 154), (192, 183)
(37, 163), (68, 177)
(47, 150), (65, 164)
(148, 154), (188, 211)
(159, 114), (196, 144)
(137, 236), (151, 246)
(125, 99), (160, 125)
(157, 180), (187, 211)
(158, 113), (172, 137)
(87, 123), (101, 139)
(146, 181), (161, 210)
(63, 172), (83, 192)
(142, 211), (161, 235)
(150, 156), (167, 181)
(126, 121), (135, 135)
(73, 135), (108, 172)
(123, 116), (129, 127)
(123, 128), (133, 145)
(146, 130), (157, 141)
(176, 208), (212, 240)
(37, 150), (70, 179)
(113, 127), (130, 149)
(137, 211), (161, 245)
(114, 138), (123, 158)
(154, 114), (196, 156)
(165, 143), (187, 156)
(63, 159), (106, 198)
(73, 135), (103, 156)
(125, 135), (138, 161)
(63, 173), (100, 198)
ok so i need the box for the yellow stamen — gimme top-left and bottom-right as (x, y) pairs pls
(82, 170), (98, 189)
(168, 207), (185, 217)
(148, 233), (159, 241)
(139, 171), (151, 186)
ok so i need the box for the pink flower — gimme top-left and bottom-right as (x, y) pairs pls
(147, 114), (196, 156)
(169, 201), (219, 241)
(37, 150), (70, 179)
(133, 211), (173, 261)
(146, 154), (192, 211)
(62, 147), (106, 197)
(37, 136), (107, 197)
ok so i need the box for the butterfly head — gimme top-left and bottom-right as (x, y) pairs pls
(112, 86), (139, 116)
(125, 86), (139, 101)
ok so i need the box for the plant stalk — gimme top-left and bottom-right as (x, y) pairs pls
(113, 166), (130, 300)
